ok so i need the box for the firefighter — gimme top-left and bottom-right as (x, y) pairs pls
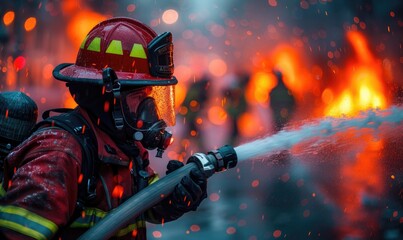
(0, 91), (38, 195)
(0, 91), (38, 161)
(269, 70), (296, 132)
(0, 17), (207, 239)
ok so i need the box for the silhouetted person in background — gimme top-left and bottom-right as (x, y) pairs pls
(269, 71), (296, 132)
(222, 72), (249, 146)
(180, 76), (212, 151)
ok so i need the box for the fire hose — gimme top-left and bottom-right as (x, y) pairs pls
(78, 145), (238, 240)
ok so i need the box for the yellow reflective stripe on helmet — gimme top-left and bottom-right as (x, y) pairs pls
(80, 35), (89, 49)
(70, 207), (145, 237)
(106, 40), (123, 55)
(87, 37), (101, 52)
(130, 43), (147, 59)
(0, 205), (58, 240)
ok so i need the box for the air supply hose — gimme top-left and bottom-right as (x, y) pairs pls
(78, 145), (238, 240)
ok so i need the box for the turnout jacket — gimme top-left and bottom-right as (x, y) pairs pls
(0, 108), (180, 239)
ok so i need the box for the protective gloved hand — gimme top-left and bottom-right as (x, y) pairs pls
(166, 160), (208, 212)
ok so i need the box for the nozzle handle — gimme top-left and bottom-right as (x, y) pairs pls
(187, 145), (238, 178)
(208, 144), (237, 171)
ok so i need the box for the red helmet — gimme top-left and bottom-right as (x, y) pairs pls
(54, 17), (177, 128)
(53, 17), (177, 86)
(54, 17), (177, 156)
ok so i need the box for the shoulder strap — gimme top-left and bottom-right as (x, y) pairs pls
(34, 109), (98, 216)
(41, 108), (73, 120)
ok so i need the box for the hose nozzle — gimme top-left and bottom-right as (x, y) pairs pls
(187, 145), (238, 178)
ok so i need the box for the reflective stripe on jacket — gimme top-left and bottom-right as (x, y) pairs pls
(0, 205), (58, 240)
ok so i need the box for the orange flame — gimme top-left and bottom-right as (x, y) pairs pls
(245, 71), (277, 107)
(66, 11), (107, 50)
(324, 31), (387, 117)
(271, 45), (315, 100)
(61, 10), (107, 108)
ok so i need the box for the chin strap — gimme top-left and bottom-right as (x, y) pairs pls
(102, 68), (124, 131)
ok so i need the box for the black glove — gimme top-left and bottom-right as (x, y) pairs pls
(166, 160), (208, 212)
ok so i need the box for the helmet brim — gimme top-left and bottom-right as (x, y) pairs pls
(53, 63), (178, 86)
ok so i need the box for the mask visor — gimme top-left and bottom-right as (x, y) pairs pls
(124, 85), (176, 129)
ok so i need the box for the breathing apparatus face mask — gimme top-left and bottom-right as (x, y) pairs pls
(121, 86), (175, 157)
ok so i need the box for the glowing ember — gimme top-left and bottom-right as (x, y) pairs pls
(268, 0), (278, 7)
(24, 17), (37, 32)
(112, 185), (124, 199)
(162, 9), (179, 25)
(226, 226), (236, 234)
(190, 224), (200, 232)
(77, 174), (83, 184)
(13, 56), (26, 71)
(131, 229), (138, 237)
(152, 231), (162, 238)
(273, 229), (282, 238)
(251, 179), (259, 187)
(3, 11), (15, 26)
(126, 4), (136, 12)
(209, 192), (220, 202)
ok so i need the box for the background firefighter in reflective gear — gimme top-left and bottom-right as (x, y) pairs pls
(0, 17), (208, 240)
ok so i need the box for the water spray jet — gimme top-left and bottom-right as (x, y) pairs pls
(235, 106), (403, 161)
